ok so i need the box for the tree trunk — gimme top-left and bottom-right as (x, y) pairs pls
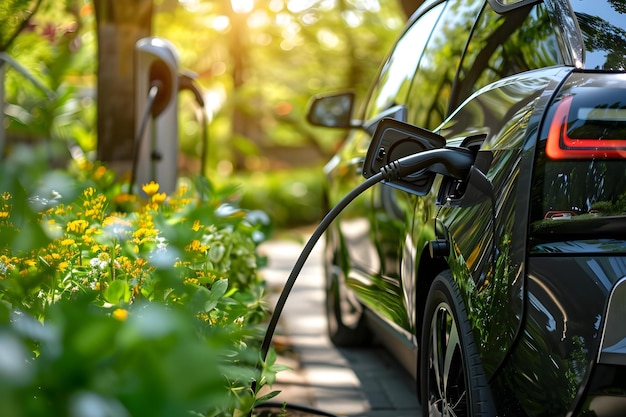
(94, 0), (153, 173)
(399, 0), (424, 19)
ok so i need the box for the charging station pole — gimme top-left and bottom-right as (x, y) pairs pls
(134, 37), (179, 195)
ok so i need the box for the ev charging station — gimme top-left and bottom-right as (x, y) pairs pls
(134, 37), (180, 195)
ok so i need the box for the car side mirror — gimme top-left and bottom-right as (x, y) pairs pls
(306, 91), (357, 128)
(362, 118), (449, 195)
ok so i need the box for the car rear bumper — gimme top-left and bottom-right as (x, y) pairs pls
(579, 363), (626, 417)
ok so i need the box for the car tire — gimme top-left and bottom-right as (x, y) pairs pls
(420, 271), (493, 417)
(325, 262), (370, 347)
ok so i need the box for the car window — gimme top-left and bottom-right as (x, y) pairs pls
(406, 0), (484, 131)
(362, 2), (445, 122)
(571, 0), (626, 70)
(455, 2), (563, 107)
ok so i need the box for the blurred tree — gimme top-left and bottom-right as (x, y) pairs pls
(0, 0), (42, 156)
(5, 0), (405, 176)
(2, 0), (96, 160)
(399, 0), (423, 19)
(154, 0), (405, 174)
(229, 2), (260, 170)
(94, 0), (153, 173)
(0, 0), (42, 51)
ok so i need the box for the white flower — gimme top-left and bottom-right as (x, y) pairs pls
(0, 262), (9, 277)
(89, 257), (108, 270)
(156, 236), (168, 253)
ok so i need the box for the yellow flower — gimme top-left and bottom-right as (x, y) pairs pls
(112, 308), (128, 321)
(185, 239), (208, 253)
(66, 219), (89, 234)
(94, 165), (108, 180)
(61, 238), (76, 246)
(113, 193), (135, 205)
(103, 215), (131, 229)
(151, 192), (167, 204)
(196, 312), (209, 321)
(98, 252), (111, 262)
(58, 261), (69, 272)
(77, 159), (90, 171)
(184, 277), (200, 285)
(83, 187), (95, 198)
(142, 181), (160, 196)
(174, 260), (190, 268)
(192, 220), (202, 232)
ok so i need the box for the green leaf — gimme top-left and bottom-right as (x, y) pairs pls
(265, 346), (277, 366)
(210, 279), (228, 299)
(191, 286), (213, 313)
(253, 390), (281, 407)
(190, 280), (229, 313)
(104, 280), (129, 304)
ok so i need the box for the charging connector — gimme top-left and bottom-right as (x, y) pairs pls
(256, 145), (475, 376)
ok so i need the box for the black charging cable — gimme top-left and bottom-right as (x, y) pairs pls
(178, 72), (210, 176)
(130, 72), (207, 195)
(251, 147), (474, 413)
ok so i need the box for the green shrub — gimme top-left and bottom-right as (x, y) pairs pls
(0, 148), (283, 416)
(235, 166), (326, 230)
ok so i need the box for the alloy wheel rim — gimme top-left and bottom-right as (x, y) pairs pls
(427, 302), (469, 417)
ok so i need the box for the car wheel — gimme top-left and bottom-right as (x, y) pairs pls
(325, 261), (370, 346)
(420, 271), (492, 417)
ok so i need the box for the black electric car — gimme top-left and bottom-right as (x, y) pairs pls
(306, 0), (626, 416)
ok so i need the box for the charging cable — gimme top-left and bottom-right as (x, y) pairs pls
(253, 147), (474, 406)
(178, 71), (210, 175)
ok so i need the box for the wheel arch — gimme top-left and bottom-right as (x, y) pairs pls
(415, 247), (448, 340)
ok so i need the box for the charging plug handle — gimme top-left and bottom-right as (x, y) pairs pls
(380, 147), (474, 182)
(179, 72), (205, 107)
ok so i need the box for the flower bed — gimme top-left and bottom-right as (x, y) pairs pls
(0, 153), (282, 416)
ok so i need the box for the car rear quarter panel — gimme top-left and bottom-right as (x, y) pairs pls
(433, 66), (573, 376)
(494, 255), (626, 417)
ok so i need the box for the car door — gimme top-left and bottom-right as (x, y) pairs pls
(341, 0), (491, 338)
(325, 1), (446, 334)
(371, 0), (485, 337)
(428, 0), (567, 376)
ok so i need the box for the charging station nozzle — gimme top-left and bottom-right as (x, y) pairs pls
(380, 147), (475, 183)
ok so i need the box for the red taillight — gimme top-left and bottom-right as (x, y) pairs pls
(546, 95), (626, 159)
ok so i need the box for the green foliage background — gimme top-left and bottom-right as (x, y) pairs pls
(0, 145), (280, 416)
(0, 2), (404, 414)
(2, 0), (404, 227)
(152, 0), (404, 165)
